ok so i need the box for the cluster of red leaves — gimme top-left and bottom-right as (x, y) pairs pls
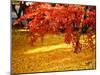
(14, 3), (84, 35)
(14, 2), (96, 53)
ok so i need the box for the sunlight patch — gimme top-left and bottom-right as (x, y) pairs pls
(24, 43), (73, 54)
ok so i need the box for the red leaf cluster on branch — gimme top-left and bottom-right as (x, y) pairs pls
(13, 2), (96, 53)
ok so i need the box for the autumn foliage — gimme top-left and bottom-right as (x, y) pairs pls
(13, 2), (96, 53)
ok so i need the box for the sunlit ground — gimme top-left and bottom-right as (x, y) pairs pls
(12, 30), (96, 74)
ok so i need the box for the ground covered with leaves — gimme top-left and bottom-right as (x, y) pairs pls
(12, 30), (96, 74)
